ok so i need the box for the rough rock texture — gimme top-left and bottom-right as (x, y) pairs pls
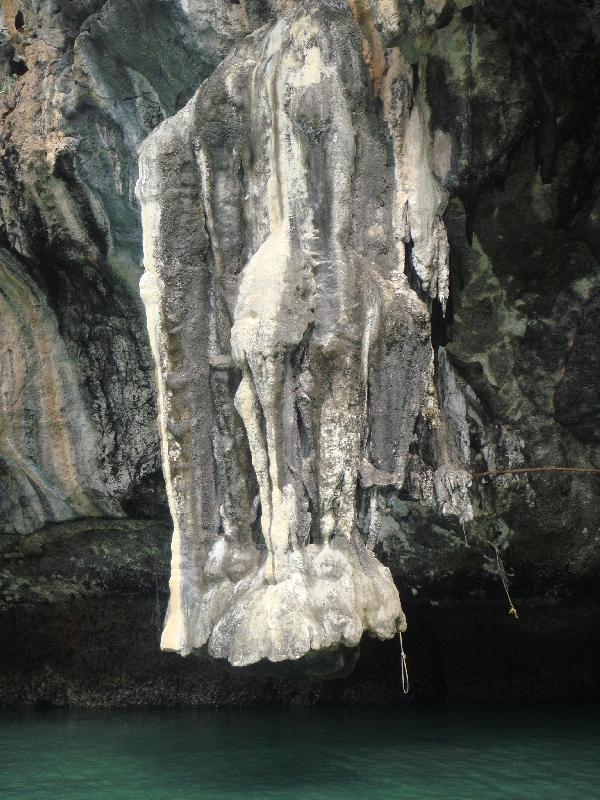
(0, 0), (271, 534)
(1, 0), (600, 700)
(137, 0), (466, 667)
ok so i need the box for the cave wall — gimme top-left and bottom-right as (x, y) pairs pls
(0, 0), (272, 533)
(1, 0), (600, 701)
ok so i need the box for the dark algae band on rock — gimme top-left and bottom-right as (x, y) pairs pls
(1, 0), (600, 701)
(2, 517), (600, 705)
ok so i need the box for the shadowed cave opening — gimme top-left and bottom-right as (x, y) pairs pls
(430, 295), (453, 350)
(9, 57), (28, 77)
(2, 593), (600, 705)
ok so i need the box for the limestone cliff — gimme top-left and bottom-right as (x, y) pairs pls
(0, 0), (271, 534)
(1, 0), (600, 700)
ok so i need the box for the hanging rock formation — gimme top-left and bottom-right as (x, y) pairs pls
(137, 0), (473, 667)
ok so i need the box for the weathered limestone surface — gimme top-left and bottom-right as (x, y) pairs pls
(137, 0), (481, 666)
(0, 0), (271, 532)
(1, 0), (600, 692)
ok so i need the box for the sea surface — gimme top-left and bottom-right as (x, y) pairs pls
(1, 705), (599, 799)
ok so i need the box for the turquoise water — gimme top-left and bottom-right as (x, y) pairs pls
(1, 706), (599, 799)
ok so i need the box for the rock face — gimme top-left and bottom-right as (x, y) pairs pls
(0, 0), (271, 534)
(1, 0), (600, 697)
(0, 246), (116, 531)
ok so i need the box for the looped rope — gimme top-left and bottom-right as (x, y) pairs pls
(488, 540), (519, 619)
(399, 629), (410, 694)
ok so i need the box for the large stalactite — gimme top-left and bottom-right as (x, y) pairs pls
(137, 0), (472, 669)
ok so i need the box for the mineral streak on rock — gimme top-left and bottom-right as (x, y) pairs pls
(0, 248), (119, 533)
(138, 0), (472, 668)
